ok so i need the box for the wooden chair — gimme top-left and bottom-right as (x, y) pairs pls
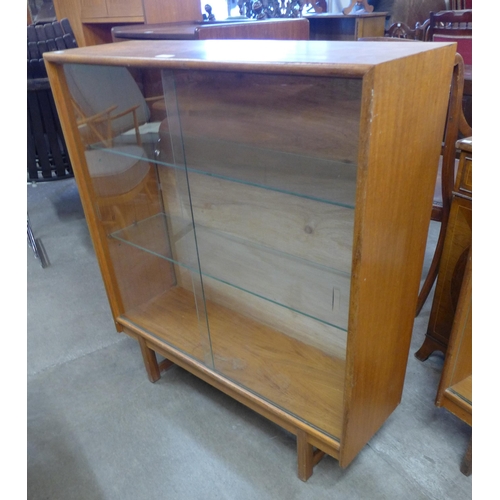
(422, 9), (472, 66)
(62, 64), (163, 229)
(383, 21), (426, 40)
(413, 9), (472, 313)
(415, 53), (470, 316)
(448, 0), (472, 9)
(28, 18), (77, 267)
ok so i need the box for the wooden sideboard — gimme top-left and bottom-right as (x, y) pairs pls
(431, 137), (472, 475)
(44, 39), (456, 479)
(111, 18), (310, 42)
(416, 137), (472, 361)
(435, 246), (472, 475)
(434, 179), (472, 475)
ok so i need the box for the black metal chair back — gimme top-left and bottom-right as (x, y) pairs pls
(27, 18), (77, 183)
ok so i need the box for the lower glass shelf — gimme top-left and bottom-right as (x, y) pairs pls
(111, 212), (351, 332)
(120, 285), (345, 440)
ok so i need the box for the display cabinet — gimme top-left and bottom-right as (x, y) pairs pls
(44, 39), (456, 478)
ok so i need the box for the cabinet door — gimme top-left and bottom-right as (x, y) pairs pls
(163, 69), (362, 440)
(81, 0), (108, 19)
(107, 0), (143, 18)
(61, 63), (215, 368)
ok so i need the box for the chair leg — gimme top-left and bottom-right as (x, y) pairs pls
(27, 215), (49, 268)
(414, 335), (447, 361)
(415, 218), (448, 316)
(460, 436), (472, 477)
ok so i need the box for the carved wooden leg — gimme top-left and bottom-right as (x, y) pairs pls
(296, 429), (325, 481)
(460, 436), (472, 477)
(138, 337), (161, 383)
(414, 335), (446, 361)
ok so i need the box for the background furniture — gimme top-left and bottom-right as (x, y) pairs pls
(45, 39), (456, 479)
(356, 31), (469, 318)
(435, 248), (472, 476)
(52, 0), (203, 46)
(415, 53), (469, 315)
(374, 0), (447, 28)
(306, 11), (387, 40)
(27, 17), (78, 268)
(416, 137), (472, 360)
(422, 9), (472, 129)
(28, 18), (76, 183)
(383, 20), (426, 39)
(422, 9), (472, 65)
(433, 140), (472, 474)
(111, 18), (310, 41)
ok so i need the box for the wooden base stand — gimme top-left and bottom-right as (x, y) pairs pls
(138, 337), (173, 382)
(137, 337), (328, 480)
(297, 428), (326, 481)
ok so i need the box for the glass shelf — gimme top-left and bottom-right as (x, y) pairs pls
(111, 212), (351, 332)
(90, 134), (358, 209)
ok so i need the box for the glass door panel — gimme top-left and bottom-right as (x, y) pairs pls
(166, 69), (362, 439)
(63, 63), (213, 367)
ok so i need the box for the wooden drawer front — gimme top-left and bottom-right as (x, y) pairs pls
(455, 154), (472, 196)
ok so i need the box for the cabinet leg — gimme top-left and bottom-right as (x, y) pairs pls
(460, 436), (472, 477)
(297, 429), (325, 481)
(138, 338), (161, 383)
(159, 358), (174, 373)
(414, 335), (446, 361)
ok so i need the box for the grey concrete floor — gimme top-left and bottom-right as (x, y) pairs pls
(27, 178), (472, 499)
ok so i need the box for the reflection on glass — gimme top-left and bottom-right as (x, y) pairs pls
(64, 63), (213, 368)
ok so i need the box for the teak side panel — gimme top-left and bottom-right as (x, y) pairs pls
(340, 44), (456, 467)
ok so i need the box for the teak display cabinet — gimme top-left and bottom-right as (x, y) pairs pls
(44, 39), (456, 478)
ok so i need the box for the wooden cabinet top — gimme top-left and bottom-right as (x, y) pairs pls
(111, 18), (310, 40)
(44, 39), (455, 76)
(304, 12), (388, 19)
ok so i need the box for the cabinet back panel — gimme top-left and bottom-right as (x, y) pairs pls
(171, 70), (362, 164)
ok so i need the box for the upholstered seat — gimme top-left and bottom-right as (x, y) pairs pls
(85, 145), (150, 198)
(63, 63), (161, 152)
